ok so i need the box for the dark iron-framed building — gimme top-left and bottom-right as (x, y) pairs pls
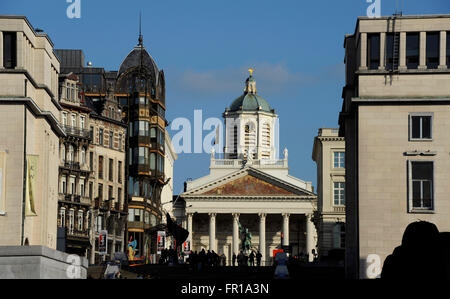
(115, 34), (167, 262)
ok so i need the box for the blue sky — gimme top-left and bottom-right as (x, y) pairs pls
(2, 0), (449, 193)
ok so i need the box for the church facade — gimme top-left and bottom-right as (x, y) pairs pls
(180, 72), (318, 266)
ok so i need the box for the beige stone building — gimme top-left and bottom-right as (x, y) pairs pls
(0, 15), (64, 249)
(312, 128), (345, 260)
(57, 73), (92, 256)
(339, 14), (450, 278)
(86, 93), (127, 264)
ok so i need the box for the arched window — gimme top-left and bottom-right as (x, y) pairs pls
(244, 122), (256, 159)
(261, 122), (271, 159)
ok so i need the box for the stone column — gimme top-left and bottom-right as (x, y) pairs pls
(282, 213), (289, 247)
(232, 213), (240, 257)
(209, 213), (216, 252)
(187, 213), (193, 250)
(399, 32), (407, 70)
(16, 32), (24, 69)
(439, 31), (447, 69)
(419, 31), (427, 69)
(379, 32), (386, 70)
(258, 213), (266, 266)
(0, 31), (3, 69)
(359, 33), (368, 70)
(306, 214), (317, 262)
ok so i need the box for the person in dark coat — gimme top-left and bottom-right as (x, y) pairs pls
(256, 251), (262, 266)
(249, 251), (255, 266)
(381, 221), (446, 279)
(232, 253), (237, 266)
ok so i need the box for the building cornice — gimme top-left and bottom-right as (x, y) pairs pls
(0, 68), (62, 110)
(0, 97), (66, 137)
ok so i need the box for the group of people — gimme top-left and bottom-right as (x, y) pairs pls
(232, 250), (263, 266)
(159, 248), (179, 265)
(187, 249), (227, 270)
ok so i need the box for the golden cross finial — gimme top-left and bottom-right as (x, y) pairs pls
(248, 68), (254, 76)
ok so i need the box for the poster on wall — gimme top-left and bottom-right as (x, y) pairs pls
(99, 230), (108, 255)
(25, 155), (38, 216)
(157, 231), (166, 254)
(183, 240), (191, 253)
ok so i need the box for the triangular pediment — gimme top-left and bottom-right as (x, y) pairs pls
(203, 174), (296, 196)
(182, 167), (315, 198)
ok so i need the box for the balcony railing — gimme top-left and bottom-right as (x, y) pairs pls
(62, 125), (92, 140)
(64, 161), (80, 170)
(59, 193), (90, 206)
(210, 158), (287, 169)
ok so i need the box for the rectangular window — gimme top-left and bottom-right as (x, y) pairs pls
(426, 32), (440, 69)
(80, 179), (85, 197)
(118, 161), (122, 183)
(128, 208), (135, 222)
(333, 152), (345, 168)
(80, 116), (85, 129)
(109, 130), (114, 149)
(367, 33), (380, 70)
(89, 182), (93, 200)
(409, 161), (434, 211)
(409, 114), (432, 140)
(71, 114), (76, 127)
(98, 156), (104, 179)
(333, 182), (345, 206)
(406, 33), (420, 69)
(89, 152), (93, 171)
(62, 112), (68, 126)
(108, 185), (113, 200)
(119, 134), (122, 151)
(109, 158), (113, 181)
(3, 32), (17, 69)
(99, 128), (104, 145)
(447, 32), (450, 67)
(98, 183), (103, 200)
(385, 33), (394, 70)
(118, 188), (122, 205)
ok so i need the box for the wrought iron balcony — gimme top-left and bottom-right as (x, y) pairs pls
(64, 161), (80, 170)
(62, 125), (92, 140)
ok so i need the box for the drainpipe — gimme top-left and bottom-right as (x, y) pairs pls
(21, 104), (27, 246)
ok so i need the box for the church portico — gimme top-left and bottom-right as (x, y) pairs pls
(187, 211), (317, 265)
(179, 71), (318, 266)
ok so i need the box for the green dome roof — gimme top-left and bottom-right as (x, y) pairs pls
(228, 74), (272, 113)
(229, 93), (271, 112)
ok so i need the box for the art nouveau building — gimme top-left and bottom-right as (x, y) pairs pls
(312, 128), (345, 259)
(339, 14), (450, 278)
(116, 32), (167, 261)
(181, 73), (318, 265)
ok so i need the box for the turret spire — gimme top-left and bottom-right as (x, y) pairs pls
(138, 12), (143, 46)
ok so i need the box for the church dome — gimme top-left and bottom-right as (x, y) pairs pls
(229, 93), (271, 112)
(228, 72), (273, 113)
(117, 42), (159, 84)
